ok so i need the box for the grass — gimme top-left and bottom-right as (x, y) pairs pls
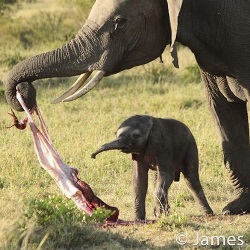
(1, 0), (250, 249)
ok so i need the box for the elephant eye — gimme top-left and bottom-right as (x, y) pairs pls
(132, 130), (141, 139)
(114, 16), (126, 31)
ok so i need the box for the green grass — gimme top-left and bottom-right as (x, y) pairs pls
(1, 1), (250, 249)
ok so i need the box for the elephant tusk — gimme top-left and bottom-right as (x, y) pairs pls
(51, 72), (92, 104)
(62, 70), (106, 102)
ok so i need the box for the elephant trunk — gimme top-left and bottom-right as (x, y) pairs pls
(4, 24), (105, 111)
(91, 139), (126, 159)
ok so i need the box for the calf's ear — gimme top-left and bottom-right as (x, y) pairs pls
(145, 118), (162, 154)
(166, 0), (183, 68)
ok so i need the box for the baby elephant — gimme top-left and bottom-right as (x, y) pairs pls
(92, 115), (213, 220)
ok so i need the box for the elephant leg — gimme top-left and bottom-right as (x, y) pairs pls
(132, 155), (149, 220)
(183, 142), (214, 215)
(201, 70), (250, 215)
(153, 157), (174, 217)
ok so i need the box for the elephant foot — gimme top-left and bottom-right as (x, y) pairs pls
(222, 191), (250, 215)
(203, 207), (214, 216)
(154, 204), (170, 218)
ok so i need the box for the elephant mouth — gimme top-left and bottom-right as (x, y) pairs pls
(51, 70), (106, 103)
(120, 147), (132, 154)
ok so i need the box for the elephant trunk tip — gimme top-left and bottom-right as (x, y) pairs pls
(91, 152), (97, 159)
(5, 81), (37, 112)
(91, 141), (125, 159)
(91, 146), (106, 159)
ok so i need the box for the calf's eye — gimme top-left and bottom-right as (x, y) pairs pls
(132, 131), (141, 139)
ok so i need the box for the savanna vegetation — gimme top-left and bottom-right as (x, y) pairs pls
(0, 0), (250, 249)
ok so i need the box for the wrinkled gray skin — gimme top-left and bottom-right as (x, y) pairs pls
(92, 115), (214, 220)
(4, 0), (250, 215)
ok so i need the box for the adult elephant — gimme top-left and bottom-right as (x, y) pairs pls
(4, 0), (250, 215)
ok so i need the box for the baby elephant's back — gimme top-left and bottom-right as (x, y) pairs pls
(160, 118), (197, 163)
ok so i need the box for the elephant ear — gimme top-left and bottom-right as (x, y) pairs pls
(146, 118), (163, 155)
(142, 115), (154, 141)
(166, 0), (183, 68)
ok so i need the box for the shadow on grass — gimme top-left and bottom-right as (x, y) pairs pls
(3, 219), (153, 250)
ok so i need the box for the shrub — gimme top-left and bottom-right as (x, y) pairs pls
(24, 195), (85, 226)
(0, 0), (20, 14)
(9, 11), (75, 49)
(183, 64), (202, 83)
(24, 195), (114, 226)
